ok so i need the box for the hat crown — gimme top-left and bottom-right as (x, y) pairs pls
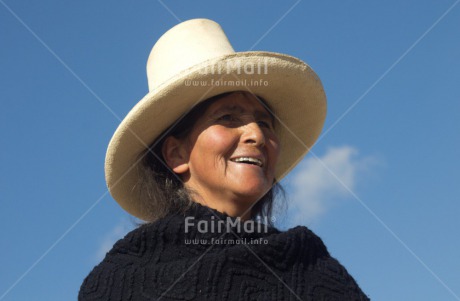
(147, 19), (235, 91)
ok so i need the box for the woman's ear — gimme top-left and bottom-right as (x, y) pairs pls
(161, 136), (190, 174)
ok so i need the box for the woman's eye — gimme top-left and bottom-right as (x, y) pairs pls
(258, 120), (272, 129)
(218, 114), (234, 121)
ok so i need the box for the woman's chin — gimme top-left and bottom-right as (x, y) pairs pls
(230, 169), (272, 187)
(230, 181), (271, 201)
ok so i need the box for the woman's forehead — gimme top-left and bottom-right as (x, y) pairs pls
(206, 92), (274, 119)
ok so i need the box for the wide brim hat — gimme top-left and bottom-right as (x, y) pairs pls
(105, 18), (327, 220)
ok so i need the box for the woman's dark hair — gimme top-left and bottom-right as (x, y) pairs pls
(135, 92), (285, 225)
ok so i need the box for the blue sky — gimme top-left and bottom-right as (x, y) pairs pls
(1, 1), (459, 300)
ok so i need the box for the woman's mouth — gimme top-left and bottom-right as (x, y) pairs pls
(230, 157), (263, 167)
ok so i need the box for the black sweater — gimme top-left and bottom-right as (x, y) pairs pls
(79, 203), (369, 300)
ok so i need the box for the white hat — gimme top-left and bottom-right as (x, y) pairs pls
(105, 18), (327, 220)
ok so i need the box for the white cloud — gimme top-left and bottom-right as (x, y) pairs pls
(282, 145), (378, 227)
(94, 218), (136, 263)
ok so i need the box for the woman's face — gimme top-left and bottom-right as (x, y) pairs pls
(164, 92), (280, 216)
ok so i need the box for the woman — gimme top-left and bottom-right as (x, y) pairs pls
(79, 19), (369, 300)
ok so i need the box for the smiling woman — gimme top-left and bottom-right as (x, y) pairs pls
(164, 92), (280, 220)
(79, 19), (370, 300)
(136, 91), (283, 224)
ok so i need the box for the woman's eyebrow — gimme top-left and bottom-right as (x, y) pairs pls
(214, 105), (274, 122)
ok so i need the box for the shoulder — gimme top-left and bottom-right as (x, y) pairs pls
(306, 255), (370, 300)
(78, 217), (176, 300)
(276, 226), (369, 300)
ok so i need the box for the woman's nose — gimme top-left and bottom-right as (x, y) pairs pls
(241, 121), (266, 147)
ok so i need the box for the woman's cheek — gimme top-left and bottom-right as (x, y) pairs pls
(206, 128), (237, 152)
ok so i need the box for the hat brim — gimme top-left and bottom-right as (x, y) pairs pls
(105, 51), (327, 220)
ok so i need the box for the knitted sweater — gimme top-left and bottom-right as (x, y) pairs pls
(79, 203), (369, 300)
